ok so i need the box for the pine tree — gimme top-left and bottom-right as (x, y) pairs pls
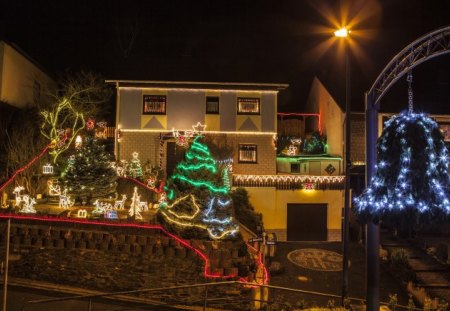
(61, 130), (117, 204)
(160, 136), (238, 239)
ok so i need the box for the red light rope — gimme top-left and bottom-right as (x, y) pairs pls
(0, 214), (241, 280)
(0, 144), (52, 193)
(120, 177), (165, 194)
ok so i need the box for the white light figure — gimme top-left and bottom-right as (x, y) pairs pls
(47, 180), (61, 196)
(192, 122), (206, 133)
(290, 138), (302, 145)
(95, 121), (107, 139)
(59, 188), (74, 209)
(92, 199), (113, 215)
(42, 163), (54, 175)
(77, 209), (87, 218)
(128, 187), (143, 220)
(288, 145), (297, 156)
(115, 160), (129, 177)
(75, 135), (82, 149)
(114, 194), (127, 210)
(13, 186), (25, 207)
(19, 195), (36, 214)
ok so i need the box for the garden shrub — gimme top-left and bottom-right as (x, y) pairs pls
(388, 248), (417, 283)
(230, 188), (263, 234)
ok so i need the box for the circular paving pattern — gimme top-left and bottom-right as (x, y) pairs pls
(287, 248), (343, 271)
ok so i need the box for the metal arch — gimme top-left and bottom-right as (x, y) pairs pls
(368, 25), (450, 105)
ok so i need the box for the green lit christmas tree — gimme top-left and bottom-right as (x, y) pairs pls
(160, 136), (238, 239)
(61, 129), (117, 204)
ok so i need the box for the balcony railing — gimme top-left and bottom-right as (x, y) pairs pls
(232, 174), (345, 190)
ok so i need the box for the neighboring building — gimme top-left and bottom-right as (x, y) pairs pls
(0, 40), (55, 109)
(109, 79), (346, 242)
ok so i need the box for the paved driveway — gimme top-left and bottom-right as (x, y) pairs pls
(267, 241), (410, 307)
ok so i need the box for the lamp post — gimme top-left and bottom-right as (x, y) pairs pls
(334, 26), (351, 305)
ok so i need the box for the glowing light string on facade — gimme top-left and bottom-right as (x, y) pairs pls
(233, 174), (345, 184)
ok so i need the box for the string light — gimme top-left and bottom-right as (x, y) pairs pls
(233, 174), (345, 184)
(164, 195), (201, 220)
(42, 163), (54, 175)
(0, 144), (52, 193)
(355, 111), (450, 215)
(40, 98), (85, 163)
(0, 214), (258, 280)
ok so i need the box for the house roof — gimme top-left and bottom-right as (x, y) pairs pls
(105, 80), (289, 92)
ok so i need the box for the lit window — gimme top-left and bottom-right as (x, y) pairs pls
(237, 97), (260, 114)
(143, 95), (166, 114)
(239, 144), (257, 163)
(206, 96), (219, 114)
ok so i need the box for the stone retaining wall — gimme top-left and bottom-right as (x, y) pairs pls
(2, 221), (253, 308)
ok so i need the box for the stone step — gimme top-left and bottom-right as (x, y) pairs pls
(419, 283), (450, 288)
(408, 259), (447, 271)
(415, 272), (449, 284)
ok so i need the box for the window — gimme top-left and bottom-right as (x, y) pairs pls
(143, 95), (166, 114)
(291, 163), (300, 173)
(237, 97), (260, 114)
(206, 96), (219, 114)
(239, 144), (257, 163)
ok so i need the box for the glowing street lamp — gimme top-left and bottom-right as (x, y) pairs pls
(335, 26), (352, 305)
(334, 27), (351, 38)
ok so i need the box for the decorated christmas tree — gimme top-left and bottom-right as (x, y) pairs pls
(128, 152), (143, 178)
(160, 136), (238, 239)
(61, 129), (117, 204)
(355, 111), (450, 218)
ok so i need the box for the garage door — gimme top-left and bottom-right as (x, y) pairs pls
(287, 203), (327, 241)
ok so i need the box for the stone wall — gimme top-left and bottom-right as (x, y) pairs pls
(3, 221), (253, 308)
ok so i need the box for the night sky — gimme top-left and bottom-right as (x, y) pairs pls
(1, 0), (450, 113)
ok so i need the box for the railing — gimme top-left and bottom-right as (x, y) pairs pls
(232, 174), (345, 190)
(20, 281), (422, 311)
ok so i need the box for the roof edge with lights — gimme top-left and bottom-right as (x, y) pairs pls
(105, 80), (289, 91)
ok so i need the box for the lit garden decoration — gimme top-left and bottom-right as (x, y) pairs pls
(161, 136), (239, 239)
(355, 111), (450, 216)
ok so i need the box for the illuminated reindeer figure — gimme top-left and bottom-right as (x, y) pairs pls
(59, 188), (74, 209)
(114, 194), (127, 210)
(20, 195), (36, 214)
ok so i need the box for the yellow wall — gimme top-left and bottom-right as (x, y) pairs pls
(305, 77), (344, 158)
(244, 187), (344, 241)
(0, 41), (55, 108)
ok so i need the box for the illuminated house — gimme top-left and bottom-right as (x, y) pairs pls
(0, 40), (55, 109)
(108, 79), (346, 241)
(235, 77), (345, 241)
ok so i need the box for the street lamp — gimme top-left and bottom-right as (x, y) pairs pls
(335, 26), (351, 305)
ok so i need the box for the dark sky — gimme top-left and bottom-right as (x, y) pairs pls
(1, 0), (450, 113)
